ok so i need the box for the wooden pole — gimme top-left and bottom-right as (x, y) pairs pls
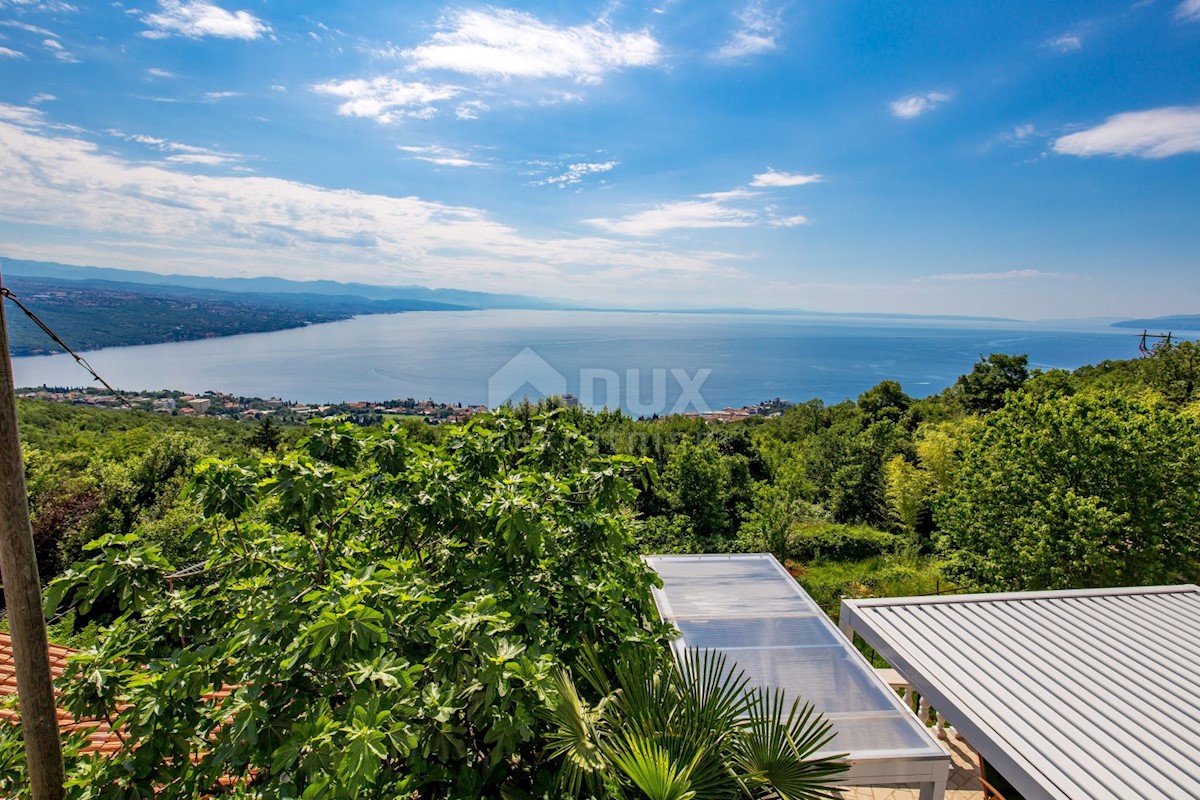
(0, 272), (65, 799)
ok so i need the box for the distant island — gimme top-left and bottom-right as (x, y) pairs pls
(1111, 314), (1200, 331)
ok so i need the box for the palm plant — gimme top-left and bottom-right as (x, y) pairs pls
(534, 645), (847, 800)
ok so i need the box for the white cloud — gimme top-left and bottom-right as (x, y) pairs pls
(203, 91), (241, 101)
(365, 43), (405, 60)
(455, 99), (487, 120)
(715, 0), (782, 60)
(929, 269), (1070, 281)
(588, 199), (755, 235)
(1176, 0), (1200, 21)
(989, 123), (1037, 149)
(0, 104), (46, 125)
(269, 84), (287, 92)
(397, 144), (486, 168)
(890, 91), (952, 119)
(0, 20), (56, 36)
(162, 153), (235, 166)
(1053, 106), (1200, 158)
(588, 174), (817, 235)
(40, 36), (75, 60)
(110, 128), (243, 166)
(588, 190), (762, 235)
(401, 8), (661, 83)
(0, 0), (76, 11)
(0, 104), (736, 297)
(536, 160), (617, 187)
(29, 93), (55, 104)
(312, 78), (460, 123)
(537, 89), (584, 106)
(750, 168), (822, 187)
(147, 67), (176, 78)
(701, 187), (758, 201)
(0, 0), (76, 10)
(141, 0), (269, 40)
(320, 10), (660, 126)
(1046, 33), (1082, 52)
(0, 46), (25, 58)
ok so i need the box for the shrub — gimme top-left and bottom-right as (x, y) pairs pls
(791, 523), (897, 562)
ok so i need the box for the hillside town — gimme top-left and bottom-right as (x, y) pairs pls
(16, 385), (791, 425)
(16, 386), (490, 426)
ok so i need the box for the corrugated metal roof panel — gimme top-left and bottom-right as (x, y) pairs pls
(841, 585), (1200, 800)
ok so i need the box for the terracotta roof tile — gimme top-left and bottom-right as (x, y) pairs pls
(0, 632), (126, 757)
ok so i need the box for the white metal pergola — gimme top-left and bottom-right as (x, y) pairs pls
(839, 584), (1200, 800)
(645, 554), (950, 799)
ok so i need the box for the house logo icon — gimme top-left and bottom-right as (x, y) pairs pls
(488, 347), (568, 408)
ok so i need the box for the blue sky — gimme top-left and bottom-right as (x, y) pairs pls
(0, 0), (1198, 318)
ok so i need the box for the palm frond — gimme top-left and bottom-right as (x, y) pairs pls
(676, 649), (753, 736)
(610, 648), (678, 738)
(731, 688), (848, 800)
(608, 733), (699, 800)
(544, 668), (610, 796)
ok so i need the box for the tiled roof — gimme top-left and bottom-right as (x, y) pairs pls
(0, 632), (125, 756)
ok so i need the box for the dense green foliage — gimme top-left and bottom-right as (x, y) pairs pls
(15, 400), (295, 593)
(0, 411), (855, 799)
(7, 340), (1200, 796)
(937, 391), (1200, 590)
(8, 414), (680, 797)
(18, 342), (1200, 602)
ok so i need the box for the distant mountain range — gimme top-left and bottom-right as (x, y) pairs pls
(4, 256), (1192, 359)
(0, 257), (570, 311)
(0, 257), (576, 356)
(0, 274), (472, 357)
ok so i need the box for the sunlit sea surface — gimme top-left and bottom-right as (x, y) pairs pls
(11, 310), (1163, 413)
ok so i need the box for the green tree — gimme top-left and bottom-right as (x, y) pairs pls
(914, 418), (981, 493)
(248, 413), (283, 451)
(858, 380), (911, 423)
(660, 438), (731, 544)
(954, 353), (1030, 412)
(1146, 339), (1200, 405)
(736, 483), (829, 560)
(883, 455), (930, 534)
(16, 411), (674, 798)
(814, 420), (902, 527)
(936, 391), (1200, 591)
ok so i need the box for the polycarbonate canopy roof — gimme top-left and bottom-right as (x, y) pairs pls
(645, 554), (947, 765)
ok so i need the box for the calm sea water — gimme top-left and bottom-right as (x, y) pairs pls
(10, 310), (1152, 413)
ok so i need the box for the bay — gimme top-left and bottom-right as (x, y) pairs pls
(11, 310), (1149, 414)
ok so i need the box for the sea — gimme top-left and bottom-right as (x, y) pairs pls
(8, 310), (1172, 415)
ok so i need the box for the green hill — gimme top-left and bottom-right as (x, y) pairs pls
(1, 275), (468, 356)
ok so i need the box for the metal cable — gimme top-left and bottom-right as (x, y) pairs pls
(1, 286), (134, 408)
